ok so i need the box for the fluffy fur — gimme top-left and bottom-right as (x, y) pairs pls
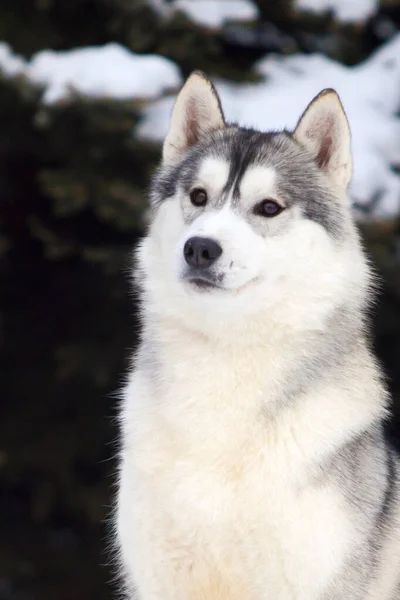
(116, 71), (400, 599)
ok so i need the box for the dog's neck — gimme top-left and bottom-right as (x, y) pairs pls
(142, 291), (364, 355)
(135, 309), (386, 478)
(139, 300), (367, 415)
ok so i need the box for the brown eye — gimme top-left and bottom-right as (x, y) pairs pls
(190, 188), (207, 207)
(254, 199), (283, 218)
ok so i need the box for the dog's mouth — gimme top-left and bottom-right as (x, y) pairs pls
(183, 272), (223, 291)
(183, 272), (260, 293)
(189, 277), (219, 290)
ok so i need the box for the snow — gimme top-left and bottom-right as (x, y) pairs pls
(137, 34), (400, 218)
(0, 42), (182, 105)
(172, 0), (259, 29)
(146, 0), (171, 16)
(0, 42), (26, 77)
(1, 33), (398, 217)
(294, 0), (379, 23)
(27, 43), (182, 104)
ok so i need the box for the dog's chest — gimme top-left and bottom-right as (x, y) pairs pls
(124, 357), (353, 599)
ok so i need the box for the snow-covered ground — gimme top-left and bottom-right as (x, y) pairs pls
(294, 0), (378, 23)
(138, 34), (400, 218)
(172, 0), (259, 29)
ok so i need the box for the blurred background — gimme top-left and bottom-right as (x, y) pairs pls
(1, 0), (400, 599)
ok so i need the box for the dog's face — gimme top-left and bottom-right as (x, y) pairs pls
(139, 72), (368, 336)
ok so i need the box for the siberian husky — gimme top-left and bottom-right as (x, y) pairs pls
(116, 71), (400, 599)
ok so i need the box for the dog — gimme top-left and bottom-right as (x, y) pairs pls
(115, 71), (400, 599)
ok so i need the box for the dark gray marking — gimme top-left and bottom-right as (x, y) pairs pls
(376, 445), (396, 528)
(150, 125), (346, 238)
(263, 305), (364, 420)
(319, 425), (400, 599)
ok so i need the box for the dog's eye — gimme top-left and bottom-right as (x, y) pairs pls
(190, 188), (208, 207)
(254, 199), (283, 218)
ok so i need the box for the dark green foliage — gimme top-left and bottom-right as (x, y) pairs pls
(0, 75), (155, 268)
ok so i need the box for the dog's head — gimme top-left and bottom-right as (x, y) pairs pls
(137, 72), (371, 339)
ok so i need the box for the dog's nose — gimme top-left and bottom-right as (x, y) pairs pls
(183, 237), (222, 269)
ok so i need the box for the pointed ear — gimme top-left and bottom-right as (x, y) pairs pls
(294, 89), (352, 191)
(162, 71), (225, 165)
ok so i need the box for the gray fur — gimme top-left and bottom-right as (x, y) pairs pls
(321, 427), (400, 599)
(151, 126), (347, 238)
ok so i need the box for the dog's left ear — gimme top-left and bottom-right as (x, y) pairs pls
(294, 89), (352, 191)
(163, 71), (225, 166)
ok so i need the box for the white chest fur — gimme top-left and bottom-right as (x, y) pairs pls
(117, 334), (377, 600)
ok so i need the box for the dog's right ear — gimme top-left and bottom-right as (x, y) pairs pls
(162, 71), (225, 166)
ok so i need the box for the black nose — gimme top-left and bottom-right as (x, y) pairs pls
(183, 237), (222, 269)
